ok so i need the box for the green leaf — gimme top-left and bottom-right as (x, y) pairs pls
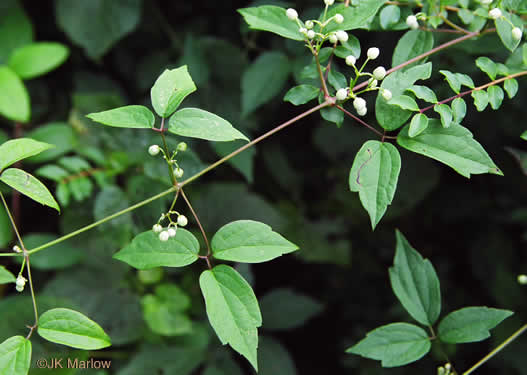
(334, 36), (361, 59)
(25, 123), (77, 163)
(438, 307), (514, 343)
(169, 108), (248, 142)
(211, 220), (298, 263)
(55, 0), (141, 59)
(259, 336), (297, 375)
(0, 65), (30, 122)
(150, 66), (197, 118)
(325, 1), (386, 32)
(434, 104), (453, 128)
(0, 138), (53, 171)
(346, 323), (431, 367)
(476, 57), (497, 79)
(487, 85), (504, 110)
(376, 63), (432, 131)
(113, 228), (200, 269)
(0, 2), (33, 64)
(504, 78), (519, 98)
(397, 120), (503, 178)
(439, 70), (461, 93)
(200, 265), (262, 371)
(87, 105), (155, 129)
(213, 140), (255, 183)
(260, 288), (323, 331)
(7, 42), (69, 79)
(0, 266), (15, 284)
(237, 6), (303, 41)
(0, 168), (60, 212)
(472, 90), (489, 111)
(451, 97), (467, 123)
(0, 205), (12, 248)
(349, 141), (401, 229)
(38, 308), (111, 350)
(0, 336), (31, 375)
(408, 113), (429, 137)
(389, 95), (420, 111)
(406, 85), (437, 103)
(35, 165), (69, 182)
(456, 73), (475, 89)
(389, 230), (441, 325)
(495, 12), (522, 52)
(380, 5), (400, 29)
(392, 30), (434, 70)
(242, 52), (290, 116)
(284, 85), (319, 106)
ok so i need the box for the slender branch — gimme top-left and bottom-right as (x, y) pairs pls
(159, 131), (177, 185)
(440, 14), (471, 34)
(316, 53), (331, 98)
(27, 186), (178, 255)
(180, 101), (332, 187)
(0, 191), (25, 249)
(420, 70), (527, 113)
(180, 189), (211, 258)
(336, 105), (397, 139)
(353, 31), (480, 93)
(25, 256), (38, 339)
(463, 323), (527, 375)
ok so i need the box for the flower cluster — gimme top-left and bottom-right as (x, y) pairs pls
(16, 275), (26, 292)
(148, 141), (188, 180)
(153, 212), (189, 242)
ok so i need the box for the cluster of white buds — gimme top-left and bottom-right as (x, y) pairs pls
(406, 15), (419, 30)
(512, 27), (523, 41)
(488, 8), (502, 19)
(153, 213), (188, 242)
(353, 97), (367, 116)
(16, 275), (26, 292)
(518, 274), (527, 285)
(437, 363), (452, 375)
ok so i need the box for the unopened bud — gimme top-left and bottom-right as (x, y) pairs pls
(334, 14), (344, 24)
(488, 8), (502, 19)
(345, 55), (356, 66)
(286, 8), (298, 21)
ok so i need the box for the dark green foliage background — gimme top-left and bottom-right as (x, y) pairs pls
(0, 0), (526, 374)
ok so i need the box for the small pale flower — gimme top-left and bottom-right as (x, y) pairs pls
(335, 14), (344, 24)
(167, 227), (177, 237)
(305, 20), (314, 29)
(406, 15), (419, 29)
(512, 27), (522, 40)
(353, 97), (366, 111)
(372, 66), (386, 80)
(12, 245), (21, 253)
(367, 47), (380, 60)
(159, 231), (170, 242)
(324, 0), (335, 5)
(307, 30), (316, 39)
(177, 215), (188, 227)
(518, 274), (527, 285)
(488, 8), (502, 19)
(286, 8), (298, 21)
(357, 106), (367, 116)
(174, 167), (184, 178)
(345, 55), (356, 66)
(16, 276), (26, 288)
(152, 224), (163, 233)
(368, 78), (378, 88)
(148, 145), (160, 156)
(336, 30), (349, 42)
(177, 142), (187, 151)
(329, 33), (338, 44)
(382, 89), (392, 101)
(336, 88), (348, 101)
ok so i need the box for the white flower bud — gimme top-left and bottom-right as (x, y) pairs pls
(12, 245), (21, 253)
(177, 142), (187, 151)
(382, 89), (392, 101)
(488, 8), (502, 19)
(336, 30), (349, 42)
(305, 20), (314, 29)
(406, 15), (419, 29)
(353, 97), (366, 111)
(518, 274), (527, 285)
(357, 106), (367, 116)
(368, 78), (378, 88)
(336, 88), (348, 101)
(329, 33), (338, 43)
(345, 55), (356, 66)
(299, 27), (307, 34)
(148, 145), (160, 156)
(167, 227), (177, 237)
(286, 8), (298, 21)
(152, 224), (163, 233)
(373, 66), (386, 80)
(177, 215), (188, 227)
(307, 30), (316, 39)
(174, 167), (184, 178)
(335, 14), (344, 24)
(512, 27), (522, 41)
(159, 231), (170, 241)
(324, 0), (335, 5)
(16, 275), (26, 288)
(367, 47), (380, 60)
(16, 284), (24, 292)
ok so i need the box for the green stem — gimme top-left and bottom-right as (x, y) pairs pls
(159, 131), (177, 186)
(25, 256), (38, 339)
(27, 186), (177, 255)
(0, 191), (26, 249)
(463, 323), (527, 375)
(180, 101), (331, 187)
(180, 189), (212, 260)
